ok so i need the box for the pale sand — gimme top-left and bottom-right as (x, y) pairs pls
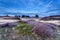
(21, 18), (60, 25)
(39, 20), (60, 25)
(0, 19), (19, 25)
(1, 18), (59, 25)
(0, 18), (59, 25)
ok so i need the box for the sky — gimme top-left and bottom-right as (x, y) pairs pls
(0, 0), (60, 17)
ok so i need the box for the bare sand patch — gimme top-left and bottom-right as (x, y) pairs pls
(0, 19), (19, 25)
(20, 18), (60, 25)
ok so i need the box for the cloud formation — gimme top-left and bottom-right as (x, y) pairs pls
(0, 0), (60, 17)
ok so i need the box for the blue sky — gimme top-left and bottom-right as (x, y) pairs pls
(0, 0), (60, 17)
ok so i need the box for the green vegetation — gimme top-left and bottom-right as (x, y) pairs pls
(15, 21), (33, 36)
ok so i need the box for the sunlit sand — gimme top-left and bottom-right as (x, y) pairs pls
(21, 18), (60, 25)
(0, 18), (19, 25)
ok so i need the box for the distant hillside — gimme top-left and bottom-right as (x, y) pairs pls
(41, 15), (60, 20)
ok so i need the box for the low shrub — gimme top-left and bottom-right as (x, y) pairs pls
(15, 21), (33, 36)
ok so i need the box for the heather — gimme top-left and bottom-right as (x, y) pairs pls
(15, 20), (58, 40)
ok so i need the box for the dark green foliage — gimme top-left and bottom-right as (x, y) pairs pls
(35, 15), (39, 18)
(22, 15), (30, 18)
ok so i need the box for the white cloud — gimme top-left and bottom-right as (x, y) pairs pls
(0, 0), (60, 16)
(6, 8), (38, 13)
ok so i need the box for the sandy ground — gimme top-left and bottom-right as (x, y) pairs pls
(39, 20), (60, 25)
(0, 18), (59, 25)
(21, 18), (60, 25)
(0, 18), (19, 25)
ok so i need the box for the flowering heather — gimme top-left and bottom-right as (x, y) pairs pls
(22, 20), (57, 38)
